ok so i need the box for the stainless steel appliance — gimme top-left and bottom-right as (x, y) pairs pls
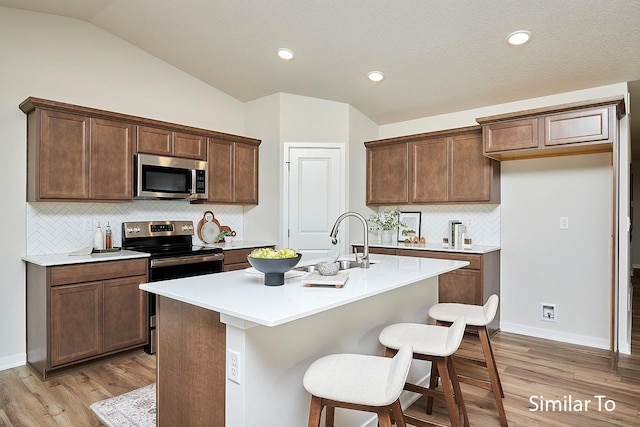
(135, 153), (208, 200)
(122, 220), (224, 354)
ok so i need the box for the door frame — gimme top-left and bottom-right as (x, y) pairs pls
(283, 143), (347, 256)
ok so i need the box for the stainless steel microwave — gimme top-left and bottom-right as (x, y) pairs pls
(135, 154), (208, 200)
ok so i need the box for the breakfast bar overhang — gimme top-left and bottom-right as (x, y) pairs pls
(140, 254), (468, 427)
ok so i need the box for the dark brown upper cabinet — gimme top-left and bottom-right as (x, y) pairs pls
(365, 126), (500, 205)
(477, 96), (626, 161)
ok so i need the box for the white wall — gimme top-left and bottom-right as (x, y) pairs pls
(501, 154), (611, 347)
(244, 94), (282, 244)
(0, 7), (246, 369)
(348, 106), (379, 242)
(379, 83), (629, 350)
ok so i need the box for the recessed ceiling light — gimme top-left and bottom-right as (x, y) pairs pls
(506, 30), (532, 46)
(277, 48), (295, 60)
(367, 71), (385, 82)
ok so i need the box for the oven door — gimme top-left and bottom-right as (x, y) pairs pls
(145, 252), (224, 354)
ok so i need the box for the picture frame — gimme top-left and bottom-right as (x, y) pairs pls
(397, 212), (421, 242)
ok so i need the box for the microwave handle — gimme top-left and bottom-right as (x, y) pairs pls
(190, 169), (196, 194)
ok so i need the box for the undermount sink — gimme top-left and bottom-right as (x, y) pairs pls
(294, 259), (379, 273)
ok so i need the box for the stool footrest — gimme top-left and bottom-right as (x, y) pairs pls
(403, 413), (449, 427)
(458, 374), (493, 392)
(454, 354), (488, 368)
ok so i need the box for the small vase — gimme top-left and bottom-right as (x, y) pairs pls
(381, 229), (394, 243)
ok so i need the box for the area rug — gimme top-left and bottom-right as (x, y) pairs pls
(90, 383), (156, 427)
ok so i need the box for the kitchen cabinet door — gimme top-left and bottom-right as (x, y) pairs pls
(36, 109), (90, 200)
(438, 269), (481, 305)
(50, 282), (103, 367)
(90, 118), (134, 201)
(483, 118), (539, 154)
(449, 132), (496, 203)
(103, 275), (148, 352)
(234, 141), (259, 204)
(137, 126), (172, 156)
(173, 132), (207, 160)
(207, 138), (234, 203)
(366, 142), (409, 205)
(544, 107), (610, 146)
(410, 137), (448, 203)
(207, 138), (259, 204)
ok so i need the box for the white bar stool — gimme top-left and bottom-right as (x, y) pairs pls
(379, 317), (468, 427)
(303, 344), (413, 427)
(428, 294), (507, 427)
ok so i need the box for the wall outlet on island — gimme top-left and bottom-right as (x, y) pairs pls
(541, 303), (556, 322)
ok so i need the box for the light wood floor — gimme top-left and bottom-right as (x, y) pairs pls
(1, 288), (638, 426)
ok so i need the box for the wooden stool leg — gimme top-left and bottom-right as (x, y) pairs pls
(436, 358), (461, 427)
(478, 327), (508, 426)
(390, 399), (406, 427)
(447, 355), (469, 427)
(479, 326), (504, 397)
(308, 395), (323, 427)
(426, 360), (438, 414)
(378, 409), (393, 427)
(324, 405), (335, 427)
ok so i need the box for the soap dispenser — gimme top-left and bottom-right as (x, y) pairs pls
(94, 222), (104, 250)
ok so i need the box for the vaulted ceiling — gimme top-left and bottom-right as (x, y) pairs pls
(2, 0), (639, 149)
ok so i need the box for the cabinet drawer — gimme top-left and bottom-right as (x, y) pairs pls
(397, 249), (481, 270)
(50, 259), (148, 286)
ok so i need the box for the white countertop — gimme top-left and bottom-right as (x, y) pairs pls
(202, 240), (276, 250)
(140, 254), (468, 327)
(352, 241), (500, 254)
(22, 249), (149, 266)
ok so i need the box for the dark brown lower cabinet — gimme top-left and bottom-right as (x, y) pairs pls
(222, 245), (275, 271)
(353, 246), (500, 334)
(26, 258), (149, 379)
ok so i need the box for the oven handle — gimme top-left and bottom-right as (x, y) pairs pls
(150, 253), (224, 268)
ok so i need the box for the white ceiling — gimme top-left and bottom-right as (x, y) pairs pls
(2, 0), (639, 139)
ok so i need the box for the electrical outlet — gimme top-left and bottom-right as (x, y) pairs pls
(560, 217), (569, 230)
(541, 303), (556, 322)
(83, 218), (93, 231)
(227, 349), (240, 384)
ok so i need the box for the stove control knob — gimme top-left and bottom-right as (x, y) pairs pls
(134, 227), (141, 233)
(126, 227), (134, 233)
(181, 225), (189, 231)
(188, 225), (194, 230)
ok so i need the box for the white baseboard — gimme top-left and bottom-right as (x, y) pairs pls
(0, 353), (26, 372)
(500, 322), (609, 350)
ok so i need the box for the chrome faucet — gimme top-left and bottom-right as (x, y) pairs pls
(329, 212), (370, 268)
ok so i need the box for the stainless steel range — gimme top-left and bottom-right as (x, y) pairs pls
(122, 220), (224, 354)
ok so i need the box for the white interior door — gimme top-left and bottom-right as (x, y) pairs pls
(286, 145), (344, 261)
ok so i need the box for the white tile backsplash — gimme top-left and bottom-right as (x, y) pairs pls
(394, 204), (501, 246)
(26, 201), (244, 255)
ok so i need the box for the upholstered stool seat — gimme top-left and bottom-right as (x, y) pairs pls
(379, 317), (468, 427)
(428, 294), (508, 426)
(303, 344), (413, 427)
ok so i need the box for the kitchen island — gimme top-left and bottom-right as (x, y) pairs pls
(140, 253), (468, 427)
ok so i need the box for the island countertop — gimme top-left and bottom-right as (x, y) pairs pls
(140, 254), (468, 328)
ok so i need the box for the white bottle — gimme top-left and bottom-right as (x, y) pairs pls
(94, 222), (104, 250)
